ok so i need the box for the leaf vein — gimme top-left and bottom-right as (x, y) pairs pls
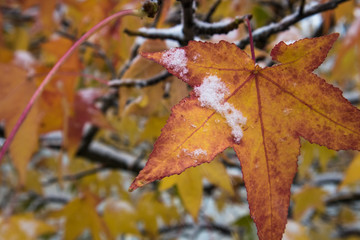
(260, 73), (360, 136)
(255, 76), (274, 238)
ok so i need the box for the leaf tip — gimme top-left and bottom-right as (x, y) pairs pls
(128, 178), (150, 192)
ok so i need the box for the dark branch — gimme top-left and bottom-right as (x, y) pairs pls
(124, 26), (183, 42)
(117, 41), (142, 78)
(204, 0), (222, 23)
(194, 15), (249, 35)
(56, 31), (117, 78)
(158, 223), (232, 236)
(43, 166), (106, 186)
(299, 0), (306, 15)
(77, 141), (144, 173)
(337, 225), (360, 238)
(237, 0), (350, 49)
(109, 70), (172, 88)
(326, 192), (360, 206)
(179, 0), (195, 45)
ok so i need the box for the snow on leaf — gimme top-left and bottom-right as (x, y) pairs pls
(130, 33), (360, 240)
(194, 74), (247, 142)
(160, 48), (188, 79)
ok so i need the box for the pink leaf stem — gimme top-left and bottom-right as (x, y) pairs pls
(0, 9), (138, 161)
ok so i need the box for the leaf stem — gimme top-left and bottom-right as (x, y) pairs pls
(0, 9), (139, 162)
(245, 16), (256, 62)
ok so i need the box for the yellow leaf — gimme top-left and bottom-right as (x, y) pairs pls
(0, 63), (39, 184)
(24, 169), (43, 194)
(103, 199), (140, 237)
(283, 220), (309, 240)
(292, 186), (327, 221)
(338, 206), (356, 225)
(340, 153), (360, 188)
(159, 158), (234, 219)
(200, 158), (234, 196)
(140, 116), (168, 143)
(299, 141), (336, 179)
(159, 166), (202, 220)
(50, 192), (109, 240)
(0, 213), (55, 240)
(118, 39), (168, 116)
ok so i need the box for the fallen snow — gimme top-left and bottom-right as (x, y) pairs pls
(19, 219), (37, 237)
(181, 148), (207, 158)
(160, 48), (188, 78)
(194, 18), (233, 29)
(192, 148), (207, 157)
(13, 50), (36, 76)
(139, 25), (183, 39)
(194, 75), (247, 143)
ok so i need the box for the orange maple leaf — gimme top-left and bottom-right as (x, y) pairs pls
(129, 33), (360, 240)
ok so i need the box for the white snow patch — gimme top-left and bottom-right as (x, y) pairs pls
(113, 201), (134, 213)
(78, 88), (101, 105)
(97, 170), (110, 180)
(160, 48), (188, 79)
(180, 148), (207, 158)
(192, 148), (207, 157)
(194, 75), (247, 143)
(139, 25), (184, 39)
(19, 220), (37, 237)
(194, 18), (233, 29)
(283, 40), (296, 45)
(13, 50), (36, 76)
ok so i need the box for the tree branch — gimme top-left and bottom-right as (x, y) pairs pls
(42, 166), (106, 186)
(179, 0), (195, 45)
(109, 70), (172, 88)
(194, 15), (249, 35)
(237, 0), (349, 49)
(124, 25), (184, 42)
(56, 30), (117, 78)
(204, 0), (222, 23)
(158, 222), (232, 237)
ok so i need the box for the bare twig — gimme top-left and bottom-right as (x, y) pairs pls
(43, 166), (106, 186)
(124, 26), (183, 42)
(57, 30), (117, 78)
(237, 0), (349, 49)
(158, 223), (232, 236)
(179, 0), (195, 45)
(194, 15), (248, 35)
(204, 0), (222, 23)
(299, 0), (306, 16)
(109, 70), (172, 88)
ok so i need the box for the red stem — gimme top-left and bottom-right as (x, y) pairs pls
(245, 16), (256, 62)
(0, 9), (137, 161)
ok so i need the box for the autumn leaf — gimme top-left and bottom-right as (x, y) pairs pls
(103, 199), (140, 237)
(66, 88), (110, 157)
(136, 192), (180, 237)
(0, 213), (55, 240)
(292, 185), (328, 220)
(298, 140), (336, 179)
(129, 33), (360, 240)
(0, 63), (39, 184)
(159, 158), (234, 219)
(340, 153), (360, 188)
(283, 220), (309, 240)
(49, 191), (110, 240)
